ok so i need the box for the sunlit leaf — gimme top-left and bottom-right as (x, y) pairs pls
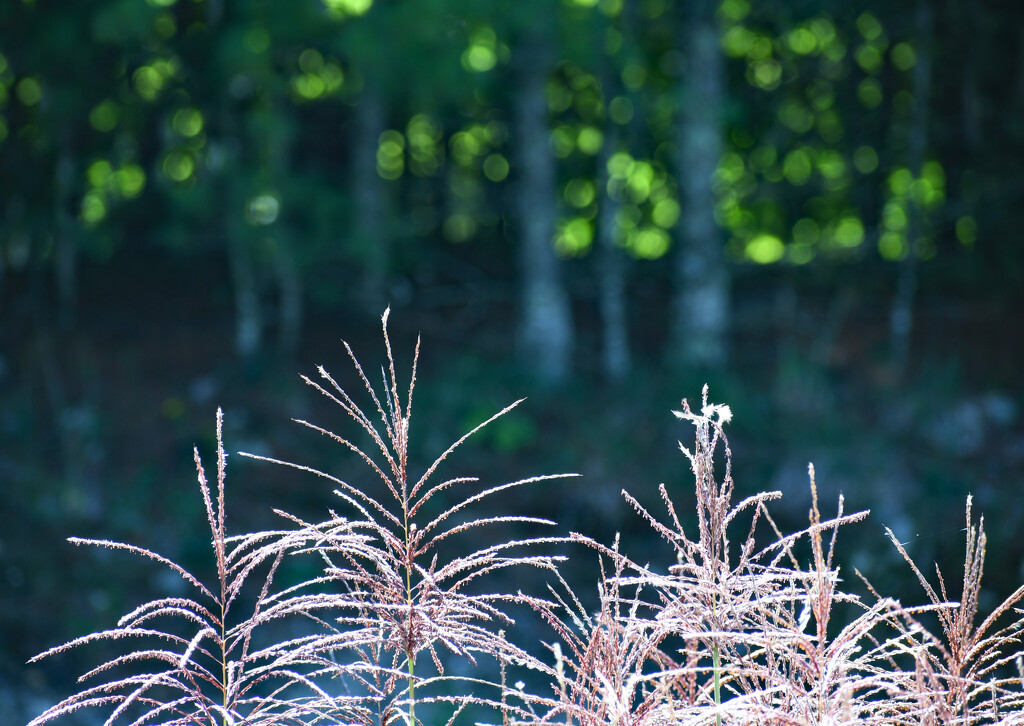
(832, 216), (864, 248)
(80, 193), (107, 225)
(172, 108), (204, 137)
(956, 216), (978, 246)
(163, 150), (195, 182)
(377, 130), (405, 180)
(746, 233), (785, 264)
(556, 217), (593, 257)
(482, 154), (509, 182)
(852, 146), (879, 174)
(444, 214), (477, 242)
(90, 100), (120, 132)
(651, 198), (680, 229)
(792, 217), (819, 246)
(856, 12), (883, 41)
(15, 77), (42, 106)
(564, 179), (595, 208)
(782, 148), (812, 185)
(626, 226), (670, 259)
(857, 78), (883, 108)
(891, 42), (916, 71)
(576, 126), (603, 155)
(878, 231), (906, 260)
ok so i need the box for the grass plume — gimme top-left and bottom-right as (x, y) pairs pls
(29, 312), (1024, 726)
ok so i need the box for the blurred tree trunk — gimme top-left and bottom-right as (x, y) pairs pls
(218, 97), (263, 359)
(596, 134), (630, 382)
(226, 209), (262, 358)
(595, 7), (640, 382)
(207, 0), (263, 360)
(54, 138), (77, 331)
(959, 0), (981, 153)
(890, 0), (933, 375)
(670, 0), (729, 367)
(274, 239), (302, 354)
(513, 27), (573, 384)
(353, 86), (390, 313)
(264, 104), (302, 355)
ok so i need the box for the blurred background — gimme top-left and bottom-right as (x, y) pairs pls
(2, 0), (1024, 718)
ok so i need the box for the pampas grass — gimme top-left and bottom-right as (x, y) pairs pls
(30, 310), (1024, 726)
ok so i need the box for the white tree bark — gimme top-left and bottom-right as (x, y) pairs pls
(671, 0), (729, 367)
(514, 31), (573, 384)
(597, 132), (630, 382)
(217, 104), (263, 358)
(595, 7), (636, 382)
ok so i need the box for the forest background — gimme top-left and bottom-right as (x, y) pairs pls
(1, 0), (1023, 719)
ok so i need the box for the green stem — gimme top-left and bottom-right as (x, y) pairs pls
(405, 589), (416, 725)
(712, 641), (721, 726)
(221, 600), (229, 726)
(404, 508), (416, 726)
(407, 651), (416, 726)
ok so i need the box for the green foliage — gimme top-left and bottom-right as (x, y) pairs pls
(2, 0), (1018, 300)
